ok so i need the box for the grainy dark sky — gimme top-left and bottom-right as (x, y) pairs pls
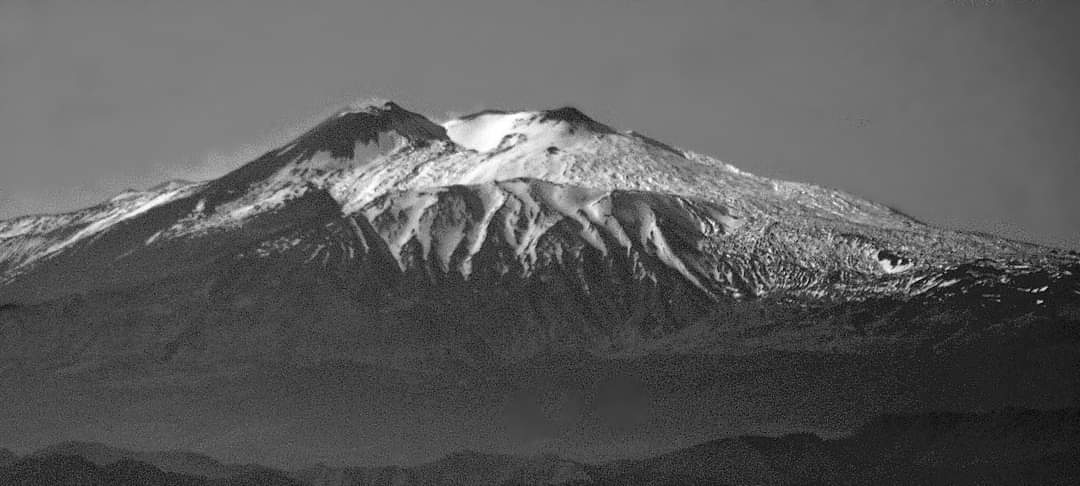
(0, 0), (1077, 248)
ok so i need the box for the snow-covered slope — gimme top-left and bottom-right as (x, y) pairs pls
(0, 100), (1074, 305)
(437, 107), (907, 227)
(0, 180), (199, 281)
(356, 179), (740, 285)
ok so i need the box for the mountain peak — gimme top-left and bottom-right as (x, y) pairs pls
(200, 100), (451, 198)
(334, 98), (402, 116)
(538, 106), (613, 132)
(284, 100), (448, 161)
(443, 105), (614, 153)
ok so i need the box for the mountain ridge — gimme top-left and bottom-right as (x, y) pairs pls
(0, 99), (1077, 468)
(2, 407), (1075, 485)
(3, 100), (1072, 304)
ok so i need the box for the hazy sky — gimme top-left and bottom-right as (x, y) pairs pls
(1, 0), (1077, 248)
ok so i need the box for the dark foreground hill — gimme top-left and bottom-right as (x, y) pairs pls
(4, 407), (1076, 486)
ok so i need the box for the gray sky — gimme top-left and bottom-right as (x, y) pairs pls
(1, 0), (1077, 249)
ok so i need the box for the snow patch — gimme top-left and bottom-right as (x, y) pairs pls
(443, 112), (535, 153)
(877, 249), (913, 274)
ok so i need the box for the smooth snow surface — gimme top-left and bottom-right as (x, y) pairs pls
(443, 111), (537, 153)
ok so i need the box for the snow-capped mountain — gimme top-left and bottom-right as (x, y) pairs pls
(2, 100), (1072, 304)
(0, 100), (1076, 467)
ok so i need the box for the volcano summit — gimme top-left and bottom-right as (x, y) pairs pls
(0, 101), (1077, 472)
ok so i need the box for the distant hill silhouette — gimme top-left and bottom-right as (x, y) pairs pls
(0, 454), (302, 486)
(573, 407), (1080, 486)
(3, 407), (1075, 485)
